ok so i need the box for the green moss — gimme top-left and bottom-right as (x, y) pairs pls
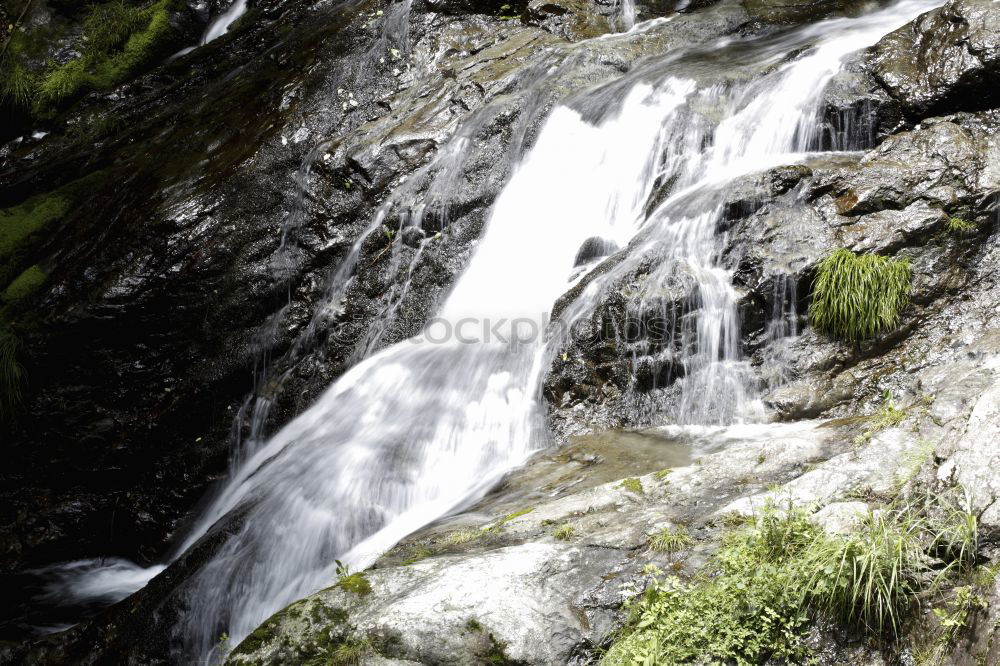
(0, 193), (70, 261)
(808, 249), (912, 341)
(466, 618), (483, 633)
(401, 546), (433, 565)
(654, 468), (672, 481)
(618, 477), (644, 495)
(36, 0), (181, 111)
(336, 572), (372, 597)
(2, 264), (46, 303)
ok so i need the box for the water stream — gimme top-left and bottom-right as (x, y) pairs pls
(34, 0), (945, 660)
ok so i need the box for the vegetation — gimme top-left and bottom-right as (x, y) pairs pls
(619, 478), (644, 495)
(334, 560), (371, 597)
(854, 391), (906, 446)
(808, 249), (912, 341)
(2, 264), (46, 303)
(603, 494), (982, 665)
(553, 524), (574, 540)
(2, 0), (182, 116)
(649, 525), (693, 553)
(0, 192), (69, 262)
(946, 216), (976, 235)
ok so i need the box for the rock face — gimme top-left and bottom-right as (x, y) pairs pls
(7, 0), (1000, 661)
(870, 0), (1000, 119)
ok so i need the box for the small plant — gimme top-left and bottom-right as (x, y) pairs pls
(619, 478), (644, 495)
(946, 217), (976, 235)
(649, 526), (693, 553)
(808, 249), (912, 341)
(401, 546), (432, 565)
(654, 468), (672, 481)
(329, 637), (373, 665)
(335, 560), (371, 597)
(442, 528), (482, 547)
(853, 390), (906, 446)
(553, 524), (574, 540)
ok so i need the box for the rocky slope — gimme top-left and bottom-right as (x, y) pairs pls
(4, 0), (1000, 661)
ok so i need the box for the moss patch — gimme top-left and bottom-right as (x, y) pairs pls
(808, 249), (911, 341)
(0, 194), (69, 261)
(336, 572), (372, 597)
(35, 0), (182, 112)
(618, 477), (644, 495)
(2, 264), (46, 303)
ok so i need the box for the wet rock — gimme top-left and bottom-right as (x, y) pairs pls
(524, 0), (613, 40)
(869, 0), (1000, 120)
(573, 236), (619, 266)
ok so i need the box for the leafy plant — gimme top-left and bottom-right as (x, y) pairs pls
(334, 560), (371, 597)
(808, 249), (912, 341)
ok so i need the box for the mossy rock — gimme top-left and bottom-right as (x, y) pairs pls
(2, 264), (47, 303)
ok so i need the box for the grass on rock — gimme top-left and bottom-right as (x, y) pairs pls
(808, 249), (911, 341)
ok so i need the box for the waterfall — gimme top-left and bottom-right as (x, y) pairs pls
(33, 0), (946, 660)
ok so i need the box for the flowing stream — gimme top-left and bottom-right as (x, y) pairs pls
(37, 0), (945, 661)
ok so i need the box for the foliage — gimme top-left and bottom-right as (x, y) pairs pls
(553, 524), (574, 541)
(648, 526), (693, 553)
(604, 493), (984, 665)
(0, 56), (37, 109)
(945, 217), (976, 235)
(2, 264), (46, 303)
(36, 0), (180, 111)
(603, 503), (818, 666)
(619, 478), (644, 495)
(797, 508), (929, 638)
(854, 391), (906, 446)
(0, 192), (69, 261)
(808, 249), (912, 341)
(328, 638), (373, 665)
(334, 560), (371, 597)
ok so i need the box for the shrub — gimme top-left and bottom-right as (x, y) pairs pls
(808, 249), (911, 341)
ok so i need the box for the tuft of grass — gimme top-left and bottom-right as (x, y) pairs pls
(336, 572), (371, 597)
(808, 249), (911, 341)
(401, 546), (432, 566)
(553, 524), (574, 541)
(654, 468), (672, 481)
(0, 56), (37, 109)
(619, 477), (644, 495)
(82, 0), (149, 55)
(854, 391), (906, 446)
(649, 526), (693, 553)
(328, 637), (373, 665)
(0, 327), (23, 421)
(946, 217), (976, 235)
(2, 264), (46, 303)
(797, 508), (929, 638)
(441, 528), (482, 547)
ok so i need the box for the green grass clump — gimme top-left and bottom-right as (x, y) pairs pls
(36, 0), (180, 110)
(0, 327), (23, 420)
(2, 264), (46, 303)
(649, 525), (693, 553)
(619, 478), (644, 495)
(0, 56), (38, 110)
(328, 638), (373, 665)
(808, 249), (912, 341)
(553, 524), (574, 540)
(946, 217), (976, 235)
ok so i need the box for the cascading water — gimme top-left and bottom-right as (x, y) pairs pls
(34, 0), (947, 660)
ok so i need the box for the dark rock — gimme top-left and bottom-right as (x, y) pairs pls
(869, 0), (1000, 120)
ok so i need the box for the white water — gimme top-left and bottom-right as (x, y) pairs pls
(201, 0), (249, 44)
(35, 0), (945, 660)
